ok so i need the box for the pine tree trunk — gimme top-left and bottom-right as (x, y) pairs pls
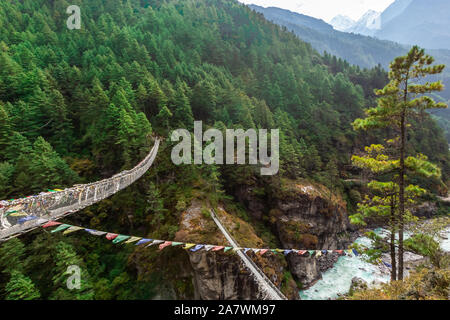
(390, 202), (397, 281)
(398, 81), (408, 280)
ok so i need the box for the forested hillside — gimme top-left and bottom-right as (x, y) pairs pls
(0, 0), (448, 299)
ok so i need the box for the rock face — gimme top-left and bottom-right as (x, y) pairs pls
(236, 180), (356, 287)
(188, 251), (261, 299)
(274, 182), (355, 286)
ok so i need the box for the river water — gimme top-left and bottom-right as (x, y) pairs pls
(299, 226), (450, 300)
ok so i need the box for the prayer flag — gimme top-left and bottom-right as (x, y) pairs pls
(63, 226), (84, 235)
(43, 221), (62, 228)
(159, 241), (172, 250)
(9, 211), (28, 217)
(85, 229), (107, 236)
(125, 237), (142, 244)
(260, 249), (269, 255)
(136, 238), (152, 246)
(183, 243), (196, 250)
(106, 233), (118, 241)
(190, 244), (204, 252)
(113, 235), (131, 244)
(51, 224), (71, 233)
(148, 240), (164, 247)
(18, 216), (37, 224)
(224, 247), (232, 252)
(212, 246), (225, 252)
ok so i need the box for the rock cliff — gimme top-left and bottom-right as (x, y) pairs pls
(235, 179), (357, 287)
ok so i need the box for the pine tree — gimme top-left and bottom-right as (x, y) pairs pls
(0, 105), (11, 160)
(5, 270), (41, 300)
(353, 46), (447, 279)
(50, 242), (93, 300)
(350, 144), (439, 280)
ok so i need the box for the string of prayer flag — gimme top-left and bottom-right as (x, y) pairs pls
(41, 221), (366, 259)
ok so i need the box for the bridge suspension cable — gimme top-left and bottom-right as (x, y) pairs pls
(0, 138), (161, 242)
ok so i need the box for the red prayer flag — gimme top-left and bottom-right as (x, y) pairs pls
(335, 250), (343, 255)
(159, 241), (172, 250)
(260, 249), (269, 255)
(42, 221), (62, 228)
(106, 233), (118, 240)
(297, 250), (307, 255)
(212, 246), (225, 252)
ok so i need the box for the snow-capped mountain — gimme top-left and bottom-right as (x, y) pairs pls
(329, 15), (355, 32)
(346, 10), (381, 36)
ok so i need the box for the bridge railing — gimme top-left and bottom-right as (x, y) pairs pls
(0, 139), (160, 241)
(210, 208), (287, 300)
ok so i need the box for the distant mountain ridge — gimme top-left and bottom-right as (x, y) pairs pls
(329, 0), (450, 50)
(375, 0), (450, 50)
(249, 3), (450, 143)
(249, 4), (407, 69)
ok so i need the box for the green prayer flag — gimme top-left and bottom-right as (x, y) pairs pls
(113, 235), (131, 244)
(51, 224), (71, 233)
(171, 242), (184, 246)
(4, 210), (18, 217)
(308, 250), (315, 256)
(224, 247), (232, 252)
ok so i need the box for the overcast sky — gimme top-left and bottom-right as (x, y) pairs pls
(238, 0), (395, 22)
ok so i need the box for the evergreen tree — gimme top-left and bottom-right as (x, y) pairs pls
(5, 270), (41, 300)
(353, 46), (447, 279)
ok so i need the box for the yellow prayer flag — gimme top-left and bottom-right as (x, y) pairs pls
(63, 226), (84, 235)
(125, 236), (142, 244)
(9, 211), (28, 217)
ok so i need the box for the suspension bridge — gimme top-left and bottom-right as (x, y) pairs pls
(0, 138), (286, 300)
(0, 138), (160, 242)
